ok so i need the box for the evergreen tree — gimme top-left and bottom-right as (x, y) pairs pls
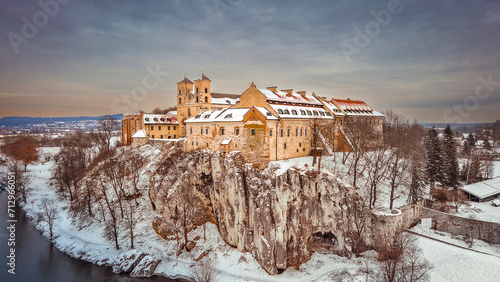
(441, 124), (459, 188)
(463, 133), (476, 156)
(483, 137), (492, 151)
(425, 127), (442, 186)
(408, 147), (427, 204)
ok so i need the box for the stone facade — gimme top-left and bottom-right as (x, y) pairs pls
(121, 112), (182, 145)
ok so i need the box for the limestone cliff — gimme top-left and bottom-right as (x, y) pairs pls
(150, 150), (370, 274)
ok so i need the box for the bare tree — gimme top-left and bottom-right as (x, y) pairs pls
(364, 143), (390, 208)
(95, 115), (118, 154)
(37, 197), (58, 240)
(171, 178), (198, 249)
(343, 118), (376, 188)
(6, 160), (33, 204)
(376, 232), (431, 282)
(343, 188), (371, 257)
(192, 259), (218, 282)
(96, 172), (120, 250)
(123, 201), (137, 249)
(448, 189), (468, 212)
(0, 134), (39, 171)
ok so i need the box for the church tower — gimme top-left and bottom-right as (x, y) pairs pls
(194, 72), (212, 106)
(177, 76), (194, 106)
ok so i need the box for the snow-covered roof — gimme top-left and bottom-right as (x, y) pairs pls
(132, 129), (147, 138)
(461, 178), (500, 199)
(211, 97), (239, 105)
(258, 89), (323, 106)
(143, 113), (178, 124)
(333, 99), (384, 117)
(320, 100), (344, 116)
(221, 139), (232, 145)
(269, 104), (333, 120)
(185, 107), (277, 123)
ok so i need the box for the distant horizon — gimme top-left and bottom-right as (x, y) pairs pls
(1, 1), (499, 123)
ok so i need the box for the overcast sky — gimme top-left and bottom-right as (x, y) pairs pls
(1, 0), (499, 123)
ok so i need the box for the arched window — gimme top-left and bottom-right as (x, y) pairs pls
(205, 96), (208, 103)
(179, 90), (181, 95)
(179, 98), (182, 104)
(196, 88), (199, 93)
(205, 88), (208, 93)
(188, 108), (191, 117)
(196, 96), (199, 103)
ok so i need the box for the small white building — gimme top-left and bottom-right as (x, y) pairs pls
(461, 177), (500, 201)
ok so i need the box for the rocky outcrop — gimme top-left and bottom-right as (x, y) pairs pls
(129, 256), (161, 278)
(113, 250), (146, 274)
(150, 150), (355, 274)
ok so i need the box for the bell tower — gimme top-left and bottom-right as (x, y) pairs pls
(194, 72), (212, 105)
(177, 76), (194, 106)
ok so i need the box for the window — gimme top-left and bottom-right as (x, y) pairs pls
(300, 110), (306, 115)
(168, 136), (171, 139)
(158, 126), (161, 130)
(320, 111), (325, 116)
(284, 109), (290, 115)
(291, 110), (298, 115)
(168, 126), (170, 130)
(160, 135), (163, 139)
(205, 88), (208, 93)
(224, 114), (233, 119)
(174, 126), (176, 130)
(151, 126), (154, 130)
(145, 117), (149, 121)
(206, 128), (208, 134)
(267, 112), (272, 117)
(284, 143), (287, 149)
(296, 128), (298, 136)
(201, 128), (203, 134)
(206, 143), (208, 147)
(313, 110), (319, 116)
(195, 114), (201, 119)
(300, 128), (303, 136)
(288, 129), (290, 137)
(188, 108), (191, 117)
(152, 135), (155, 139)
(269, 129), (272, 136)
(160, 118), (165, 122)
(174, 135), (176, 138)
(326, 112), (332, 116)
(205, 96), (208, 103)
(196, 96), (199, 102)
(154, 118), (158, 121)
(307, 110), (312, 115)
(251, 129), (255, 135)
(221, 128), (224, 135)
(179, 90), (181, 95)
(190, 128), (192, 134)
(278, 109), (284, 114)
(281, 129), (283, 137)
(196, 88), (199, 93)
(236, 128), (239, 135)
(305, 129), (307, 136)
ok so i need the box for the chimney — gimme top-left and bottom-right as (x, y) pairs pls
(297, 91), (306, 98)
(266, 86), (277, 94)
(281, 89), (293, 96)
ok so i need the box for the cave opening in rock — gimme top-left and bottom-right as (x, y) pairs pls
(308, 231), (338, 251)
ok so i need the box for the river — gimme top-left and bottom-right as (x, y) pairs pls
(0, 191), (177, 282)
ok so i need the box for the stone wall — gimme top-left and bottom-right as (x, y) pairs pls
(419, 207), (500, 244)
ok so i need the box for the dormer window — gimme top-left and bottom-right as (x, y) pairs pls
(300, 110), (306, 115)
(278, 109), (284, 114)
(284, 109), (290, 115)
(195, 114), (201, 119)
(320, 112), (325, 116)
(313, 111), (319, 116)
(154, 118), (158, 121)
(145, 118), (150, 121)
(291, 110), (298, 115)
(160, 118), (165, 121)
(204, 114), (211, 119)
(266, 112), (272, 116)
(307, 110), (312, 115)
(326, 112), (332, 116)
(224, 114), (233, 119)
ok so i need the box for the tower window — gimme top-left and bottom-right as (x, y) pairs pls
(201, 128), (203, 134)
(251, 129), (255, 135)
(179, 90), (181, 95)
(190, 128), (192, 134)
(196, 96), (199, 102)
(206, 128), (208, 134)
(221, 128), (224, 135)
(281, 129), (283, 137)
(270, 129), (272, 136)
(205, 96), (208, 103)
(236, 128), (239, 135)
(284, 143), (287, 149)
(179, 97), (182, 104)
(196, 88), (199, 93)
(205, 88), (208, 93)
(288, 129), (290, 137)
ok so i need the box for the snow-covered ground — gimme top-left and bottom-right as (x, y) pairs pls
(2, 146), (500, 281)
